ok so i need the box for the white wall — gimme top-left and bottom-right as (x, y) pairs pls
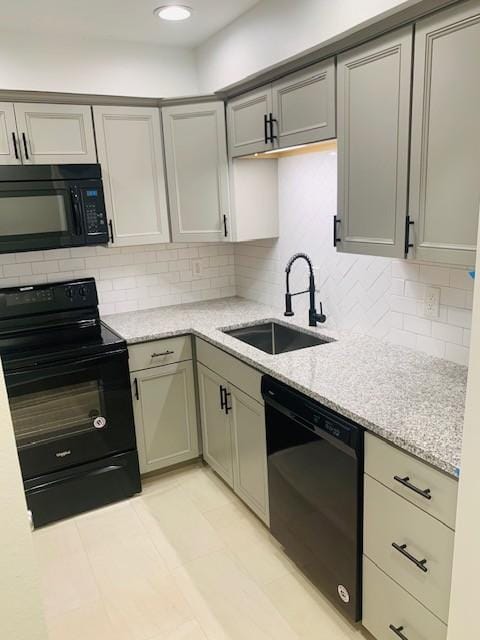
(0, 366), (48, 640)
(235, 150), (474, 365)
(0, 242), (235, 316)
(447, 221), (480, 639)
(196, 0), (421, 91)
(0, 31), (198, 97)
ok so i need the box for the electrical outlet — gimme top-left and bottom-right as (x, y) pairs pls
(424, 286), (440, 319)
(192, 259), (203, 278)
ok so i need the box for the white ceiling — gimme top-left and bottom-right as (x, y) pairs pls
(1, 0), (262, 47)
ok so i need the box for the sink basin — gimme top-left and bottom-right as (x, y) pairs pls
(224, 322), (331, 355)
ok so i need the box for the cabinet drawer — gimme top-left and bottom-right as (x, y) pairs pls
(365, 433), (458, 529)
(195, 338), (262, 404)
(363, 557), (447, 640)
(364, 475), (454, 623)
(129, 336), (192, 371)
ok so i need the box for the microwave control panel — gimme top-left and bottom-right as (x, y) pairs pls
(81, 187), (107, 236)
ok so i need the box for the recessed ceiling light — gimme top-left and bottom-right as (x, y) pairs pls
(154, 5), (192, 21)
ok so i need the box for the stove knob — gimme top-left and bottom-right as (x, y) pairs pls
(79, 286), (87, 298)
(65, 287), (74, 299)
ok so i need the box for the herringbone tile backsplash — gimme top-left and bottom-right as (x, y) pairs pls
(235, 151), (473, 366)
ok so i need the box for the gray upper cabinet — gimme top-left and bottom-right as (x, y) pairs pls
(0, 103), (21, 165)
(93, 105), (170, 246)
(227, 60), (336, 158)
(227, 87), (273, 157)
(14, 103), (97, 165)
(336, 27), (413, 258)
(162, 101), (229, 243)
(409, 0), (480, 267)
(271, 59), (336, 148)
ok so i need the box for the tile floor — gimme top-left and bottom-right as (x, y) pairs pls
(33, 461), (373, 640)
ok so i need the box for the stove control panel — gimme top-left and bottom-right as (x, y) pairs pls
(0, 278), (99, 318)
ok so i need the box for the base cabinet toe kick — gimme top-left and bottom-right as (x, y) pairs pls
(126, 335), (458, 637)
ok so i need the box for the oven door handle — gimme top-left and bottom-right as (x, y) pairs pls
(6, 348), (127, 378)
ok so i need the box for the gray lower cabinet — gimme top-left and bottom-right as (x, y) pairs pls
(230, 386), (269, 522)
(336, 26), (413, 258)
(227, 59), (336, 158)
(197, 363), (234, 487)
(408, 0), (480, 267)
(130, 359), (199, 474)
(196, 341), (269, 525)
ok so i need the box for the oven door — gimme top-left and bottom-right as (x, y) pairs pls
(0, 179), (84, 253)
(5, 348), (136, 480)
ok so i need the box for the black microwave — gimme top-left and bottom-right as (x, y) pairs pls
(0, 164), (109, 254)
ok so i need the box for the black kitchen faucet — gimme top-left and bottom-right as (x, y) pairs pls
(284, 253), (326, 327)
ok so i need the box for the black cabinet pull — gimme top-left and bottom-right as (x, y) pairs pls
(389, 624), (409, 640)
(220, 385), (226, 411)
(108, 219), (115, 243)
(333, 215), (341, 246)
(151, 350), (174, 358)
(223, 214), (228, 238)
(404, 215), (414, 257)
(268, 113), (278, 142)
(224, 390), (232, 415)
(394, 475), (432, 500)
(12, 132), (19, 160)
(21, 132), (29, 160)
(264, 114), (269, 144)
(392, 542), (428, 573)
(133, 378), (139, 400)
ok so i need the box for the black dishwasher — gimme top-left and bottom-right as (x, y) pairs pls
(262, 376), (363, 622)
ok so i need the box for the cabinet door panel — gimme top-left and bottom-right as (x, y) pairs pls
(231, 387), (269, 525)
(14, 103), (96, 164)
(162, 102), (229, 243)
(272, 59), (336, 148)
(227, 87), (273, 157)
(337, 27), (412, 257)
(0, 103), (21, 165)
(409, 0), (480, 266)
(132, 361), (199, 474)
(197, 363), (233, 486)
(93, 106), (170, 246)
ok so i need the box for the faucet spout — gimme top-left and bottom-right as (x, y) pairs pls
(284, 253), (326, 327)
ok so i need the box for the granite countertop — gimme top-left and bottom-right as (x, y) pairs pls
(104, 297), (467, 478)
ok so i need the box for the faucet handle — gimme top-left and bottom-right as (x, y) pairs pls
(284, 293), (294, 316)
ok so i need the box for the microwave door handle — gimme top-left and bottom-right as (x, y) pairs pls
(70, 188), (82, 236)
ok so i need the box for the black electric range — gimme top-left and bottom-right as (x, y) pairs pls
(0, 278), (141, 527)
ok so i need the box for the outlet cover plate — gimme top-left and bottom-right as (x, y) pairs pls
(424, 286), (440, 319)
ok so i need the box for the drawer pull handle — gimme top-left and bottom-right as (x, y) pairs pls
(392, 542), (428, 573)
(151, 350), (175, 358)
(389, 624), (409, 640)
(393, 475), (432, 500)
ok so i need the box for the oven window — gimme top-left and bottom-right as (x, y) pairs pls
(0, 194), (67, 236)
(10, 379), (103, 447)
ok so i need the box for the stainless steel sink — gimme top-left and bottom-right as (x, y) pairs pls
(223, 322), (332, 355)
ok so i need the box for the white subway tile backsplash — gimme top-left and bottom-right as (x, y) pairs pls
(0, 242), (235, 314)
(234, 152), (473, 366)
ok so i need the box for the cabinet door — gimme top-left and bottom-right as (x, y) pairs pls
(230, 387), (269, 525)
(272, 59), (336, 148)
(227, 87), (273, 157)
(93, 106), (170, 246)
(0, 103), (21, 165)
(162, 102), (229, 243)
(131, 361), (199, 474)
(337, 27), (412, 258)
(409, 1), (480, 267)
(197, 363), (233, 487)
(14, 103), (96, 164)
